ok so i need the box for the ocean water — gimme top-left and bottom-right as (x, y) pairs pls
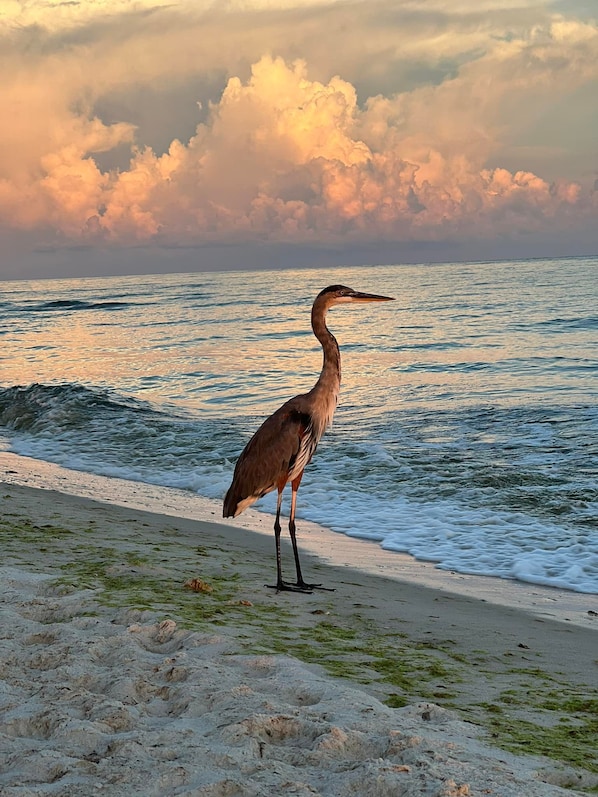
(1, 258), (597, 593)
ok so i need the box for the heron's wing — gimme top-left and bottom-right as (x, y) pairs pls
(223, 400), (315, 517)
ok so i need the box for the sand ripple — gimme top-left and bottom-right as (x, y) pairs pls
(0, 567), (580, 796)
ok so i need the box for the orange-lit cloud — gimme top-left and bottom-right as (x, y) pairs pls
(1, 3), (597, 257)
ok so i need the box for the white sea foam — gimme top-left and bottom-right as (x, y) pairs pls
(278, 486), (598, 594)
(9, 426), (596, 593)
(2, 451), (596, 629)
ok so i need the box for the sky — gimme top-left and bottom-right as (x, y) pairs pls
(1, 0), (597, 279)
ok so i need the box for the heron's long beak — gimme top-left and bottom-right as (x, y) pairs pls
(348, 290), (395, 302)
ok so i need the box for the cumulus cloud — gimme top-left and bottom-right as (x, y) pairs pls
(0, 2), (597, 254)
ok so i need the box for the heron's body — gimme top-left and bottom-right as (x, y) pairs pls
(222, 392), (333, 518)
(223, 285), (393, 592)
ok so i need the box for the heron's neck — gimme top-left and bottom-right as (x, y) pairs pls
(311, 303), (341, 395)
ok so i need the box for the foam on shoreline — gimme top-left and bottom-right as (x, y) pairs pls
(1, 450), (595, 629)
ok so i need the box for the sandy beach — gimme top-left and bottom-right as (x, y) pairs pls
(1, 455), (597, 796)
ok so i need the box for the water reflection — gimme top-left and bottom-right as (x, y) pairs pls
(1, 259), (596, 420)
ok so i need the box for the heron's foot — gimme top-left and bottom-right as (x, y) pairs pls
(296, 580), (335, 592)
(266, 581), (313, 594)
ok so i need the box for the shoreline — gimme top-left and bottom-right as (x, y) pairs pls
(1, 456), (597, 793)
(1, 451), (595, 628)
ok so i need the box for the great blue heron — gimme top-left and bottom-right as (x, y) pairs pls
(223, 285), (394, 592)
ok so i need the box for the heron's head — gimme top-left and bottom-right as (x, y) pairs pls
(316, 284), (395, 306)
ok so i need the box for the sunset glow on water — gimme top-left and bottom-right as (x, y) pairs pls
(2, 258), (596, 593)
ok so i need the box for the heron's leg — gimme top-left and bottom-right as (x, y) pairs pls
(273, 488), (284, 590)
(289, 475), (307, 586)
(266, 486), (310, 593)
(289, 475), (334, 592)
